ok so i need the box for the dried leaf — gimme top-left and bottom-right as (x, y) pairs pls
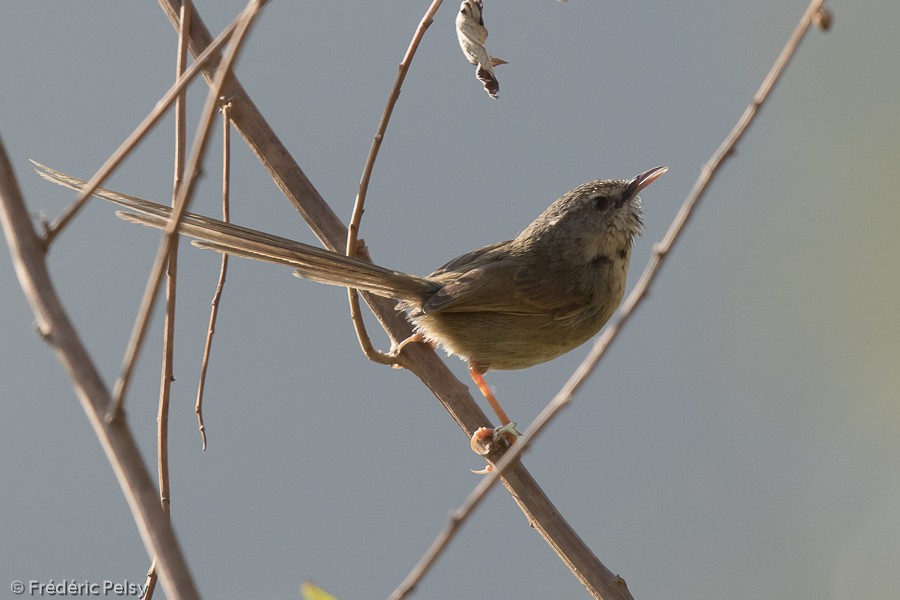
(456, 0), (506, 98)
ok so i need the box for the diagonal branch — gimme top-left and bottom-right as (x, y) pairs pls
(0, 140), (199, 599)
(390, 1), (831, 597)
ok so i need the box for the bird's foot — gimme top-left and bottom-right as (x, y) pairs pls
(388, 333), (438, 369)
(470, 422), (520, 473)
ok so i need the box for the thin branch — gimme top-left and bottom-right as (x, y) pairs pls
(161, 0), (191, 511)
(41, 8), (246, 248)
(0, 140), (199, 599)
(345, 0), (443, 365)
(108, 0), (264, 420)
(195, 100), (234, 450)
(390, 2), (830, 598)
(146, 3), (192, 597)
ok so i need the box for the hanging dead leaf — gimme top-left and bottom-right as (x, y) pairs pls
(456, 0), (507, 99)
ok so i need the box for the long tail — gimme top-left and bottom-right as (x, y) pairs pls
(33, 161), (436, 302)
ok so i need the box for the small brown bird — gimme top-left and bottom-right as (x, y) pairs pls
(36, 163), (666, 450)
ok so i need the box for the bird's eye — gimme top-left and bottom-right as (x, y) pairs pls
(591, 196), (612, 211)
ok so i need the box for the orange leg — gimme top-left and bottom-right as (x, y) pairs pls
(468, 366), (519, 458)
(468, 367), (511, 425)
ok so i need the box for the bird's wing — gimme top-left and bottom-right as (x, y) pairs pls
(428, 240), (510, 276)
(423, 258), (590, 317)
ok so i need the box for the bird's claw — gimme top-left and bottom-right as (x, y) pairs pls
(469, 422), (519, 462)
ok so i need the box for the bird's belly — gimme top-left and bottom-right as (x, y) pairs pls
(412, 307), (614, 371)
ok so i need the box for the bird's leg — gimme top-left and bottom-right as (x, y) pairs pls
(469, 367), (511, 425)
(468, 366), (520, 456)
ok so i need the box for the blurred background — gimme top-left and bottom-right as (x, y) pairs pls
(1, 1), (898, 598)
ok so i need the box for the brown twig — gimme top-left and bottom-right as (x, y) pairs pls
(390, 2), (830, 597)
(162, 0), (191, 512)
(195, 100), (234, 450)
(345, 0), (444, 365)
(107, 0), (263, 421)
(0, 141), (199, 599)
(145, 4), (192, 597)
(40, 8), (247, 249)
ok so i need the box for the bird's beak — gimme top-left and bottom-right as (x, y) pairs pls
(624, 165), (668, 200)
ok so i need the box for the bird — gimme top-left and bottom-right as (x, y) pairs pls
(35, 162), (667, 452)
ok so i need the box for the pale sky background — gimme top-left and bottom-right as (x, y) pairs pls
(2, 2), (899, 599)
